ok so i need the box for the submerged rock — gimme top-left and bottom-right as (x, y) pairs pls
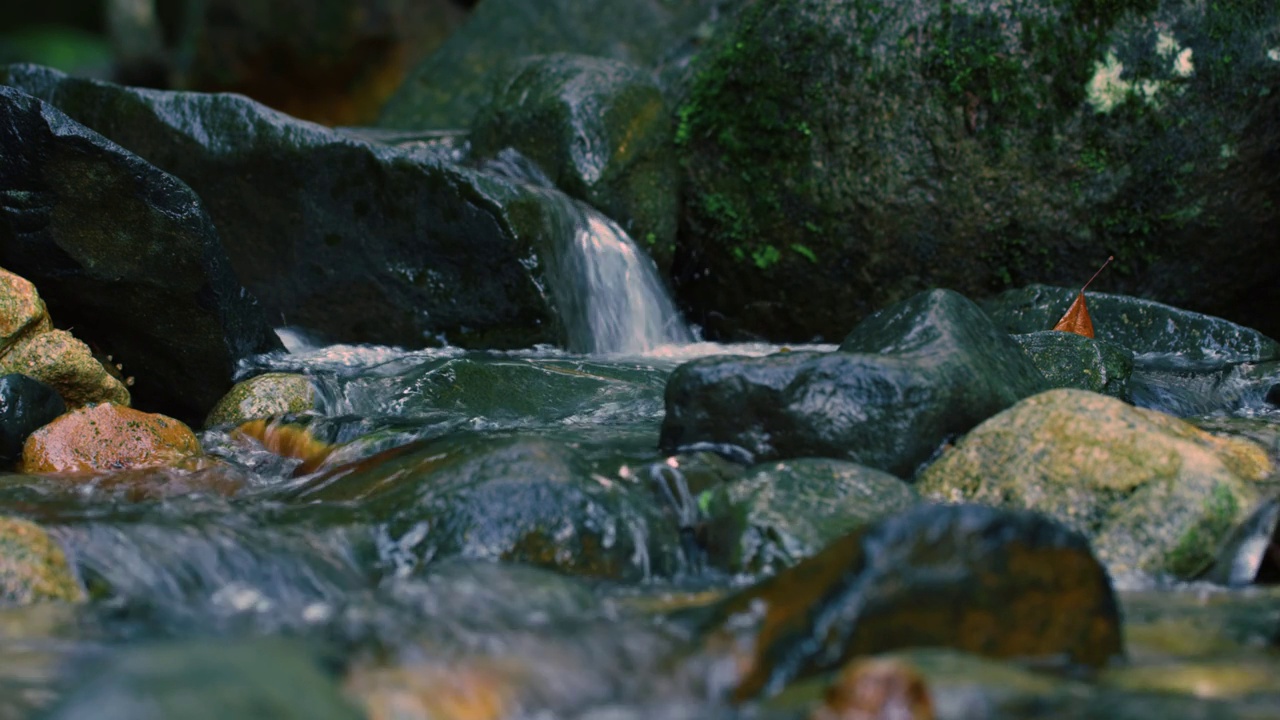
(1012, 330), (1133, 400)
(694, 503), (1122, 701)
(983, 285), (1280, 363)
(471, 53), (678, 268)
(673, 0), (1280, 342)
(204, 372), (319, 428)
(660, 290), (1046, 476)
(20, 403), (202, 474)
(701, 458), (917, 575)
(0, 373), (65, 468)
(0, 516), (83, 603)
(916, 388), (1273, 578)
(0, 84), (281, 424)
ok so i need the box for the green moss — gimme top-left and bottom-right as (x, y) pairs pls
(1165, 483), (1240, 577)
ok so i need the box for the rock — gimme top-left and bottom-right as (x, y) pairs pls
(1012, 331), (1133, 400)
(20, 402), (201, 474)
(0, 373), (65, 468)
(377, 0), (726, 129)
(0, 63), (574, 351)
(810, 658), (934, 720)
(1200, 498), (1280, 586)
(180, 0), (467, 126)
(204, 372), (319, 428)
(293, 435), (681, 580)
(660, 289), (1047, 476)
(701, 458), (917, 575)
(916, 388), (1273, 578)
(673, 0), (1280, 342)
(0, 84), (282, 424)
(695, 503), (1122, 701)
(0, 516), (83, 603)
(1, 330), (130, 408)
(983, 285), (1280, 363)
(471, 53), (679, 268)
(41, 639), (364, 720)
(0, 267), (51, 355)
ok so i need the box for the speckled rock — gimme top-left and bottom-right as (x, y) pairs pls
(916, 389), (1273, 578)
(1012, 330), (1133, 400)
(204, 373), (318, 428)
(0, 267), (51, 355)
(1, 329), (130, 408)
(20, 402), (201, 474)
(0, 516), (84, 603)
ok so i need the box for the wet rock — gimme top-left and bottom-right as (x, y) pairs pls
(696, 503), (1122, 701)
(1191, 416), (1280, 490)
(660, 290), (1047, 476)
(1, 330), (131, 408)
(701, 458), (917, 575)
(810, 658), (934, 720)
(295, 435), (681, 580)
(181, 0), (467, 126)
(1012, 331), (1133, 400)
(20, 402), (202, 474)
(204, 372), (319, 428)
(673, 0), (1280, 342)
(916, 388), (1273, 578)
(1201, 498), (1280, 586)
(471, 53), (678, 268)
(0, 84), (281, 424)
(0, 516), (83, 603)
(42, 639), (363, 720)
(378, 0), (726, 129)
(0, 63), (567, 351)
(0, 374), (65, 469)
(0, 267), (51, 354)
(983, 285), (1280, 363)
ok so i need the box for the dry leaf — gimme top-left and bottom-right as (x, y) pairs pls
(1052, 256), (1113, 339)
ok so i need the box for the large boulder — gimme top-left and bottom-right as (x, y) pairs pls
(0, 84), (281, 424)
(673, 0), (1280, 342)
(471, 53), (679, 268)
(916, 388), (1273, 579)
(659, 289), (1047, 476)
(0, 63), (594, 351)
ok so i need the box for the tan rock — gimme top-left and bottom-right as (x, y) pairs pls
(20, 402), (200, 473)
(205, 372), (318, 427)
(0, 267), (52, 354)
(0, 516), (84, 603)
(1, 330), (131, 408)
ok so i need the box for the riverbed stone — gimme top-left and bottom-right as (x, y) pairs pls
(1012, 330), (1133, 400)
(1, 330), (130, 409)
(0, 374), (65, 469)
(0, 516), (84, 603)
(20, 402), (202, 474)
(701, 458), (918, 575)
(204, 373), (319, 428)
(697, 503), (1122, 701)
(0, 83), (282, 424)
(916, 388), (1273, 579)
(0, 267), (51, 355)
(660, 289), (1047, 476)
(672, 0), (1280, 342)
(983, 285), (1280, 363)
(471, 53), (678, 268)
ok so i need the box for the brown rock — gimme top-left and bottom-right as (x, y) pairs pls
(20, 403), (200, 473)
(0, 516), (84, 603)
(811, 658), (934, 720)
(0, 267), (51, 354)
(1, 329), (131, 408)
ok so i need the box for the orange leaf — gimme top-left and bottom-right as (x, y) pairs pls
(1052, 256), (1113, 339)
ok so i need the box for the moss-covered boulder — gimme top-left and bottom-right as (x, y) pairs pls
(984, 285), (1280, 362)
(0, 83), (281, 424)
(1, 329), (130, 408)
(917, 388), (1273, 578)
(674, 0), (1280, 342)
(0, 516), (83, 603)
(660, 289), (1047, 476)
(20, 402), (201, 474)
(1013, 331), (1134, 400)
(701, 457), (918, 575)
(695, 503), (1122, 701)
(471, 53), (678, 268)
(204, 373), (319, 428)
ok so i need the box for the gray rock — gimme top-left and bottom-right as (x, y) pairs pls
(1012, 330), (1134, 400)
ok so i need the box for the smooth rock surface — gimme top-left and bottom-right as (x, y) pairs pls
(0, 373), (65, 468)
(20, 402), (201, 474)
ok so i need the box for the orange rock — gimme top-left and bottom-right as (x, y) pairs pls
(811, 659), (934, 720)
(19, 403), (201, 473)
(232, 419), (334, 475)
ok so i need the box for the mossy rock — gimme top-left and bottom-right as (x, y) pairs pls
(1, 329), (130, 408)
(0, 516), (84, 603)
(204, 372), (318, 428)
(674, 0), (1280, 342)
(1012, 330), (1134, 400)
(20, 402), (201, 474)
(917, 388), (1273, 578)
